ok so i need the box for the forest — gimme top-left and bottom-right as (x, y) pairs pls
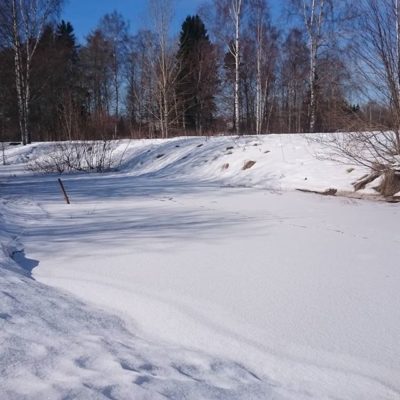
(0, 0), (399, 144)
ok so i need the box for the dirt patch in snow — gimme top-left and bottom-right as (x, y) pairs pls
(243, 160), (256, 170)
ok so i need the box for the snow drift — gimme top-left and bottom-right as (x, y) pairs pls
(1, 134), (400, 399)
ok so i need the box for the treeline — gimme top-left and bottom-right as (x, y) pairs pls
(0, 0), (396, 143)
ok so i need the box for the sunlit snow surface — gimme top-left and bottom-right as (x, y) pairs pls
(1, 135), (400, 399)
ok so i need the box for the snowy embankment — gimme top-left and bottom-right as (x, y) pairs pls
(4, 134), (376, 193)
(1, 135), (400, 399)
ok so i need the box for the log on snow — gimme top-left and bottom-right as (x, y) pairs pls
(352, 171), (382, 191)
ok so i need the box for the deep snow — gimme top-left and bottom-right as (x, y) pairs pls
(1, 135), (400, 399)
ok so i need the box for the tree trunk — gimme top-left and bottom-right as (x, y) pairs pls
(234, 0), (242, 136)
(309, 40), (317, 133)
(12, 0), (26, 144)
(303, 0), (325, 134)
(114, 59), (119, 138)
(396, 0), (400, 152)
(255, 24), (262, 135)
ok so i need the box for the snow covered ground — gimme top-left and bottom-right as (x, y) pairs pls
(1, 135), (400, 399)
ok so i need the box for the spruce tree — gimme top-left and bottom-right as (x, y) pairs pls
(177, 15), (218, 134)
(55, 21), (79, 83)
(32, 21), (82, 140)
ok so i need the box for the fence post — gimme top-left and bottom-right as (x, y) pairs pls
(58, 178), (70, 204)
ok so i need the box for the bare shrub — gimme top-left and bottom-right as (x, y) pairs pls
(28, 140), (121, 174)
(316, 130), (400, 171)
(313, 129), (400, 196)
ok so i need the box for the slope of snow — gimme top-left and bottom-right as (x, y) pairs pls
(1, 135), (399, 399)
(4, 134), (372, 192)
(107, 134), (370, 192)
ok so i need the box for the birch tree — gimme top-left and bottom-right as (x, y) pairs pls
(231, 0), (243, 135)
(98, 12), (129, 138)
(209, 0), (245, 135)
(252, 0), (265, 135)
(248, 0), (277, 134)
(290, 0), (333, 133)
(149, 0), (177, 138)
(126, 30), (155, 137)
(281, 28), (309, 133)
(303, 0), (328, 133)
(0, 0), (63, 145)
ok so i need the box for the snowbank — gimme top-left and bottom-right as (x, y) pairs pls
(3, 134), (372, 193)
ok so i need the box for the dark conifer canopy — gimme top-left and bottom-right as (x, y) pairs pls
(176, 15), (218, 132)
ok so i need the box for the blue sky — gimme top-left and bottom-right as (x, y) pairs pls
(63, 0), (282, 43)
(63, 0), (207, 42)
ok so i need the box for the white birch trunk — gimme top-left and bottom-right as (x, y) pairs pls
(309, 39), (317, 133)
(395, 0), (400, 151)
(230, 0), (242, 136)
(234, 6), (240, 135)
(10, 0), (57, 144)
(24, 26), (31, 144)
(303, 0), (325, 134)
(113, 51), (119, 139)
(255, 20), (262, 135)
(12, 0), (26, 144)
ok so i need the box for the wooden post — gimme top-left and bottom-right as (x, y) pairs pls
(58, 178), (70, 204)
(1, 142), (6, 166)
